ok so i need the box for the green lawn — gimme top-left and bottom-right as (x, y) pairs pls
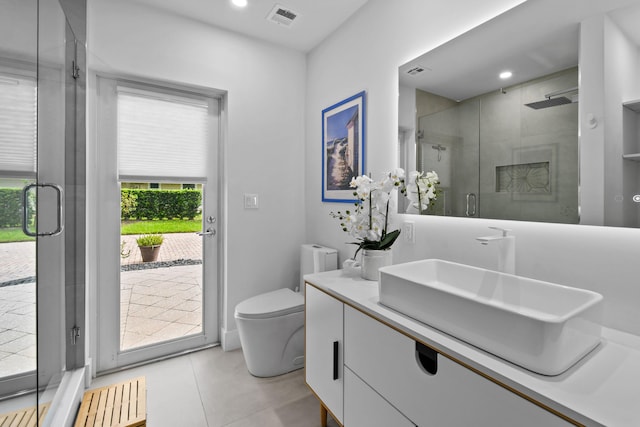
(0, 228), (35, 243)
(121, 218), (202, 235)
(0, 220), (200, 243)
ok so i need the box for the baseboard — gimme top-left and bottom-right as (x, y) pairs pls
(221, 327), (241, 351)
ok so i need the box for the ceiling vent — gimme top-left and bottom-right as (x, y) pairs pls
(406, 66), (429, 76)
(266, 4), (299, 27)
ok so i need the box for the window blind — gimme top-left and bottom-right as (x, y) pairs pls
(117, 86), (210, 182)
(0, 72), (37, 177)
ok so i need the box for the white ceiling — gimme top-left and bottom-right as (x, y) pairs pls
(130, 0), (369, 52)
(399, 0), (640, 101)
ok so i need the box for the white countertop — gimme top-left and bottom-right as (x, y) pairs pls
(304, 269), (640, 427)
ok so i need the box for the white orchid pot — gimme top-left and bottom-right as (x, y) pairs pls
(361, 249), (392, 281)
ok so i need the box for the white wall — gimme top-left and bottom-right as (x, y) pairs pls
(87, 0), (307, 350)
(306, 0), (640, 336)
(0, 0), (37, 61)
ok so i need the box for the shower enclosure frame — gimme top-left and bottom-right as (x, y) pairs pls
(35, 0), (87, 424)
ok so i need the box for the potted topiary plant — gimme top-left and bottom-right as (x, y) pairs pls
(136, 234), (164, 262)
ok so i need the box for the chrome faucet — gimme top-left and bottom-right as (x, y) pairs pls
(476, 227), (515, 275)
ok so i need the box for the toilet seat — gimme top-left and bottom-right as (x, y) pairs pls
(235, 288), (303, 320)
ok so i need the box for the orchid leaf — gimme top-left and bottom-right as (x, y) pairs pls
(378, 229), (400, 250)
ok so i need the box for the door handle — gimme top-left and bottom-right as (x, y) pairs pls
(22, 183), (64, 237)
(197, 228), (216, 237)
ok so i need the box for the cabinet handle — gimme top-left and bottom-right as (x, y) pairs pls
(332, 341), (339, 380)
(416, 341), (438, 375)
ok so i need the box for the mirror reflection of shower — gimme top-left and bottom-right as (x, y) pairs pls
(432, 144), (447, 161)
(412, 67), (579, 223)
(525, 86), (579, 109)
(416, 118), (457, 216)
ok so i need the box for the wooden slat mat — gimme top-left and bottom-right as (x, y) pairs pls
(0, 402), (50, 427)
(74, 376), (146, 427)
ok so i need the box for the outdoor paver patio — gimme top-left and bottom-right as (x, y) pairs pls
(120, 233), (201, 266)
(0, 282), (36, 377)
(120, 264), (202, 350)
(0, 241), (35, 284)
(0, 232), (203, 379)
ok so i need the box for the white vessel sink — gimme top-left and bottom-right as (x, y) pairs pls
(378, 259), (603, 375)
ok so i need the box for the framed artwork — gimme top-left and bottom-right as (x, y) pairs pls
(321, 91), (366, 203)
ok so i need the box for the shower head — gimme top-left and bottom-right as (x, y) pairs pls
(525, 96), (573, 109)
(524, 86), (578, 110)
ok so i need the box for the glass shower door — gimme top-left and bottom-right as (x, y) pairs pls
(0, 0), (85, 424)
(417, 98), (480, 217)
(35, 0), (71, 418)
(37, 0), (86, 424)
(0, 0), (39, 415)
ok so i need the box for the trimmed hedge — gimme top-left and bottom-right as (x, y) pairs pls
(121, 190), (137, 219)
(121, 189), (201, 220)
(0, 188), (28, 228)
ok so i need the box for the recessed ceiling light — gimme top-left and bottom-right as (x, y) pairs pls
(499, 71), (513, 79)
(231, 0), (248, 8)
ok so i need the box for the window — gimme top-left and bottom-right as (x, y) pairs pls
(182, 184), (195, 189)
(149, 183), (159, 189)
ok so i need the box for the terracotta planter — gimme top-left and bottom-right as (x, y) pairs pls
(139, 245), (161, 262)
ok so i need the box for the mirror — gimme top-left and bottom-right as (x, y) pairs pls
(398, 0), (640, 226)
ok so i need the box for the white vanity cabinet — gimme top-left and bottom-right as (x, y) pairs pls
(343, 306), (573, 427)
(306, 281), (577, 426)
(344, 367), (415, 427)
(305, 284), (344, 425)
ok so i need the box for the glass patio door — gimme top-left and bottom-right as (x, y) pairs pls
(95, 76), (220, 371)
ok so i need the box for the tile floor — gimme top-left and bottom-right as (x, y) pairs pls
(0, 347), (341, 426)
(90, 346), (341, 427)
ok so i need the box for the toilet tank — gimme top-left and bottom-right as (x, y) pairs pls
(300, 244), (337, 292)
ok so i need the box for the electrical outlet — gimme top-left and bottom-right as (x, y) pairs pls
(403, 221), (415, 244)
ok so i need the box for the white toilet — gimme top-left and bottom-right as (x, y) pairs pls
(235, 244), (337, 377)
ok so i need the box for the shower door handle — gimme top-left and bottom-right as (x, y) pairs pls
(465, 193), (477, 217)
(22, 183), (64, 237)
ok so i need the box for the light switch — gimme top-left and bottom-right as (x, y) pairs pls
(244, 193), (259, 209)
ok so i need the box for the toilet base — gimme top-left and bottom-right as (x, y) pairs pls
(236, 310), (305, 377)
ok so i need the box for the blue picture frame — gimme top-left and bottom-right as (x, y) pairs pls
(321, 91), (366, 203)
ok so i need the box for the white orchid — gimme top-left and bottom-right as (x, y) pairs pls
(331, 169), (406, 258)
(405, 170), (440, 213)
(332, 168), (440, 257)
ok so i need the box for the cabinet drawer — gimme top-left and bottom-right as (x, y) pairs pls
(344, 306), (573, 427)
(344, 367), (415, 427)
